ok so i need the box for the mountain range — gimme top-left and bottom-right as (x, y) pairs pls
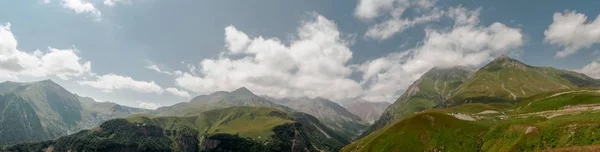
(4, 55), (600, 151)
(0, 79), (379, 151)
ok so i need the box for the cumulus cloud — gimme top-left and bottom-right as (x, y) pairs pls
(136, 100), (159, 109)
(225, 26), (251, 53)
(175, 13), (362, 100)
(0, 23), (92, 80)
(79, 74), (163, 94)
(545, 11), (600, 58)
(578, 60), (600, 79)
(166, 87), (190, 98)
(355, 0), (441, 40)
(359, 7), (523, 102)
(61, 0), (101, 19)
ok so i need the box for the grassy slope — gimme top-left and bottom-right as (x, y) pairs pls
(344, 112), (487, 152)
(128, 106), (294, 141)
(346, 89), (600, 152)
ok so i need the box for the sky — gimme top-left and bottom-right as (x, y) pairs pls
(1, 0), (600, 109)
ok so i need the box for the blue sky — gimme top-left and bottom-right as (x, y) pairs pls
(1, 0), (600, 109)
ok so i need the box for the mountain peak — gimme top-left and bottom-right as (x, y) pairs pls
(484, 55), (530, 71)
(38, 79), (57, 85)
(231, 87), (254, 96)
(494, 54), (509, 60)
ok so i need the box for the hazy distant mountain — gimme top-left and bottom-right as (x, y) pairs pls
(0, 80), (150, 145)
(7, 106), (350, 152)
(154, 87), (291, 116)
(342, 100), (390, 124)
(268, 97), (368, 139)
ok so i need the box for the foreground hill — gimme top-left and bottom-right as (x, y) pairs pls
(0, 80), (150, 145)
(270, 97), (369, 139)
(344, 88), (600, 152)
(342, 100), (390, 124)
(5, 106), (349, 152)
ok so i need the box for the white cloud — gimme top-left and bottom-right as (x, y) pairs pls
(354, 0), (395, 20)
(225, 26), (251, 53)
(61, 0), (101, 19)
(356, 0), (441, 40)
(578, 60), (600, 79)
(545, 11), (600, 58)
(43, 0), (51, 4)
(146, 64), (173, 75)
(359, 7), (523, 102)
(79, 74), (164, 94)
(103, 0), (132, 7)
(0, 23), (92, 80)
(166, 87), (190, 98)
(175, 13), (362, 100)
(365, 9), (444, 40)
(136, 100), (159, 109)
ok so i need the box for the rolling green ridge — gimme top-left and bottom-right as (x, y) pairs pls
(345, 88), (600, 152)
(4, 106), (349, 152)
(0, 80), (150, 145)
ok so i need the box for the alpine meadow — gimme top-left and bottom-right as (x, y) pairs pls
(3, 0), (600, 152)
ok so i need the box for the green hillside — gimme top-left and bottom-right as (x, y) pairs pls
(450, 56), (600, 105)
(5, 106), (349, 152)
(360, 66), (473, 138)
(344, 88), (600, 152)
